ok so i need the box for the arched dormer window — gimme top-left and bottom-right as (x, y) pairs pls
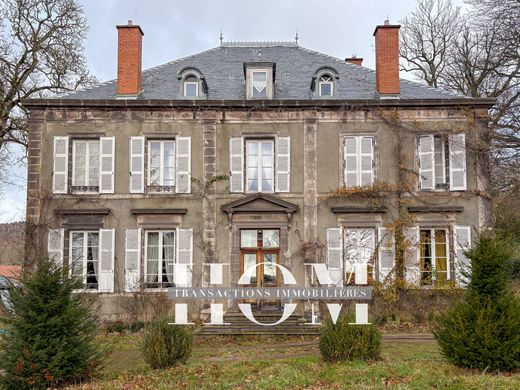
(310, 67), (339, 98)
(177, 67), (208, 99)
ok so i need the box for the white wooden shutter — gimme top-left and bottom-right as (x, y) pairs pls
(326, 227), (343, 286)
(125, 228), (141, 292)
(404, 227), (420, 285)
(449, 134), (467, 191)
(176, 228), (193, 287)
(176, 137), (191, 193)
(99, 229), (115, 293)
(129, 136), (145, 193)
(53, 136), (69, 194)
(360, 137), (374, 186)
(344, 137), (358, 187)
(99, 136), (115, 194)
(47, 228), (64, 265)
(229, 137), (244, 192)
(275, 136), (290, 192)
(418, 135), (434, 190)
(454, 225), (471, 286)
(378, 227), (395, 282)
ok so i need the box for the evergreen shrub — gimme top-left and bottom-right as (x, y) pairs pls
(141, 319), (192, 368)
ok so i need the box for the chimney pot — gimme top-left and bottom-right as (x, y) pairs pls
(116, 21), (144, 97)
(345, 55), (363, 66)
(373, 21), (400, 96)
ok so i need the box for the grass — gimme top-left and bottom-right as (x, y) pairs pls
(63, 332), (520, 390)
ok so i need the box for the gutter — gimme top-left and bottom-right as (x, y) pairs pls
(21, 98), (496, 110)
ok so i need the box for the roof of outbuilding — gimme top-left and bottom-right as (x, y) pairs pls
(56, 42), (464, 101)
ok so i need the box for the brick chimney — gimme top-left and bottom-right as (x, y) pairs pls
(116, 20), (144, 97)
(345, 55), (363, 66)
(373, 20), (400, 96)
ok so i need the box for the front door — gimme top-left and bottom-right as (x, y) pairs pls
(240, 229), (280, 309)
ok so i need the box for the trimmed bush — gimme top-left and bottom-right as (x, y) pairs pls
(0, 258), (102, 389)
(141, 319), (192, 368)
(319, 314), (381, 362)
(433, 235), (520, 372)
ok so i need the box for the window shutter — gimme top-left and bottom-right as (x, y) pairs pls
(129, 137), (145, 193)
(275, 136), (290, 192)
(99, 137), (115, 194)
(344, 137), (358, 187)
(176, 228), (193, 287)
(53, 136), (69, 194)
(175, 137), (191, 193)
(125, 228), (141, 292)
(99, 229), (115, 293)
(377, 227), (395, 282)
(360, 137), (374, 186)
(47, 228), (64, 265)
(454, 225), (471, 286)
(404, 227), (420, 285)
(449, 134), (467, 191)
(229, 137), (244, 193)
(418, 135), (434, 190)
(326, 227), (343, 287)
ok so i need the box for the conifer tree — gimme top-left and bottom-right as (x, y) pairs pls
(0, 259), (102, 389)
(433, 235), (520, 371)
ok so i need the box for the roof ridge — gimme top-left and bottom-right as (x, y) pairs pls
(221, 41), (297, 47)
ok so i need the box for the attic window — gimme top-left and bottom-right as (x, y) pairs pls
(252, 71), (268, 98)
(183, 75), (199, 97)
(319, 75), (333, 96)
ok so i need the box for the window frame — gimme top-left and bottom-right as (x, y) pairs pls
(343, 227), (376, 285)
(183, 80), (199, 97)
(144, 230), (177, 290)
(69, 230), (100, 291)
(71, 139), (100, 192)
(433, 135), (449, 189)
(419, 228), (450, 285)
(343, 135), (375, 187)
(245, 139), (275, 193)
(318, 75), (334, 97)
(251, 70), (268, 98)
(147, 139), (176, 190)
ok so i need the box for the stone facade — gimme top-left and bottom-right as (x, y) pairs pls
(22, 100), (492, 320)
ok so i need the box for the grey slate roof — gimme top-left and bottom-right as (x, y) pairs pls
(56, 42), (463, 101)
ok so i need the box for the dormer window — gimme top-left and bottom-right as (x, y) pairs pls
(177, 67), (208, 99)
(319, 75), (333, 96)
(311, 67), (339, 99)
(245, 63), (275, 100)
(183, 75), (199, 97)
(252, 71), (268, 98)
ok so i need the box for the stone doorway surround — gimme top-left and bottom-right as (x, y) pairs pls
(221, 193), (298, 288)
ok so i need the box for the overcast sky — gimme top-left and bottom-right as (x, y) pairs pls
(0, 0), (464, 223)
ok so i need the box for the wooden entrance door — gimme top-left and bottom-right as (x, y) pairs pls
(240, 229), (280, 309)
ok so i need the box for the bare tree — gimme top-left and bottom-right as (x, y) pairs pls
(399, 0), (461, 88)
(400, 0), (520, 226)
(0, 0), (94, 154)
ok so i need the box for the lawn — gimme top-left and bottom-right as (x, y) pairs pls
(65, 333), (520, 390)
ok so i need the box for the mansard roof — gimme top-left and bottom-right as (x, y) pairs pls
(54, 42), (466, 101)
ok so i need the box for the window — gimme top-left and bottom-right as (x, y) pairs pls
(72, 140), (100, 191)
(145, 230), (176, 288)
(418, 134), (467, 191)
(183, 75), (198, 97)
(344, 229), (375, 284)
(70, 231), (99, 290)
(148, 140), (176, 190)
(319, 75), (333, 96)
(252, 71), (268, 98)
(344, 136), (374, 187)
(420, 229), (449, 285)
(246, 140), (274, 192)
